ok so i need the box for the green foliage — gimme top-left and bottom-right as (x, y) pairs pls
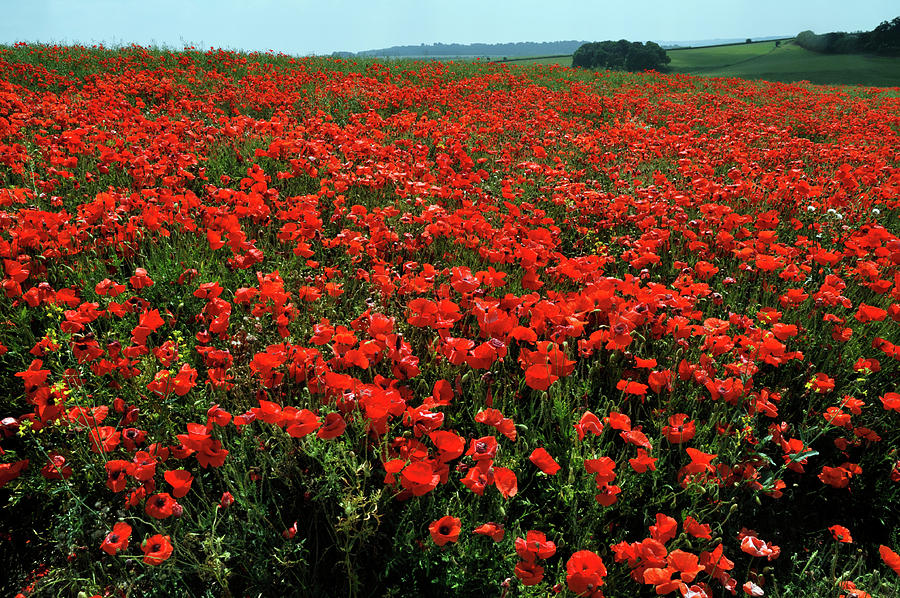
(796, 16), (900, 56)
(572, 40), (671, 72)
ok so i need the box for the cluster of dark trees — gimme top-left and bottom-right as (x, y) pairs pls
(796, 16), (900, 55)
(571, 40), (670, 72)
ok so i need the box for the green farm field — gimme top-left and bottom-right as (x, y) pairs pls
(667, 40), (785, 70)
(507, 40), (900, 87)
(670, 41), (900, 86)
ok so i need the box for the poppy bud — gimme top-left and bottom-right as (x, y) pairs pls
(219, 492), (234, 509)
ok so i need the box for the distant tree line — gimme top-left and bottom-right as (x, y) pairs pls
(355, 40), (590, 58)
(572, 40), (671, 72)
(796, 16), (900, 55)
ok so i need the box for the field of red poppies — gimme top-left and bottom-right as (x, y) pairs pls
(0, 43), (899, 597)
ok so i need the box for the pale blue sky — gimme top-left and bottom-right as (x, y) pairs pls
(1, 0), (897, 55)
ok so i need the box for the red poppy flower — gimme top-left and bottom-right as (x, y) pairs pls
(616, 379), (648, 397)
(100, 522), (132, 555)
(683, 448), (717, 475)
(881, 392), (900, 412)
(460, 463), (492, 496)
(855, 303), (886, 323)
(524, 363), (556, 390)
(699, 543), (734, 579)
(429, 515), (461, 546)
(141, 534), (173, 565)
(529, 447), (560, 475)
(668, 549), (702, 582)
(316, 412), (346, 439)
(594, 483), (621, 506)
(743, 580), (765, 596)
(879, 545), (900, 577)
(514, 560), (545, 586)
(650, 513), (678, 544)
(400, 462), (439, 496)
(574, 411), (603, 441)
(629, 449), (658, 473)
(129, 267), (154, 290)
(772, 323), (798, 340)
(40, 452), (72, 480)
(819, 463), (861, 489)
(515, 530), (556, 562)
(662, 414), (695, 444)
(474, 408), (516, 441)
(681, 584), (712, 598)
(105, 460), (130, 493)
(429, 430), (465, 463)
(647, 369), (673, 394)
(130, 451), (156, 481)
(171, 363), (197, 396)
(473, 522), (505, 542)
(145, 492), (179, 519)
(684, 517), (712, 540)
(164, 469), (193, 498)
(829, 525), (853, 543)
(823, 406), (851, 427)
(194, 437), (229, 469)
(285, 408), (321, 438)
(90, 426), (121, 453)
(740, 534), (780, 560)
(584, 456), (616, 485)
(465, 436), (499, 461)
(566, 550), (607, 596)
(606, 411), (631, 431)
(810, 372), (835, 393)
(493, 466), (518, 498)
(429, 379), (454, 406)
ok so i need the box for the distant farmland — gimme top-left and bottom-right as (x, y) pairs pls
(503, 39), (900, 87)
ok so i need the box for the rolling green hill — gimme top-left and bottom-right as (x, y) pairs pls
(669, 40), (900, 86)
(506, 40), (900, 87)
(667, 40), (783, 70)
